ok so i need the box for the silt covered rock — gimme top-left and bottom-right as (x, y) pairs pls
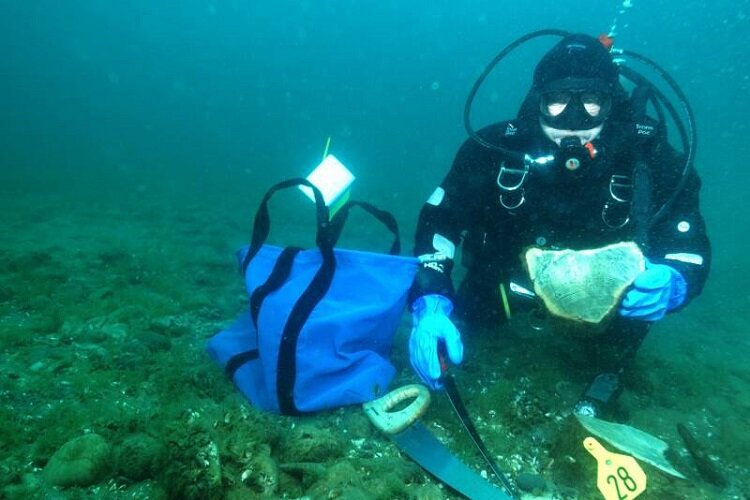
(43, 433), (111, 487)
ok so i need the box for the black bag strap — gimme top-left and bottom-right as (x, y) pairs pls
(225, 349), (259, 379)
(232, 178), (337, 415)
(329, 200), (402, 255)
(229, 243), (335, 415)
(241, 177), (333, 274)
(276, 200), (406, 414)
(276, 241), (335, 414)
(224, 247), (302, 382)
(249, 246), (303, 327)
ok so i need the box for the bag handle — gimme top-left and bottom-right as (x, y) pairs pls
(238, 178), (337, 415)
(242, 178), (333, 274)
(329, 200), (402, 255)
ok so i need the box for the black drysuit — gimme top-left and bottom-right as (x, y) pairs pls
(411, 106), (711, 374)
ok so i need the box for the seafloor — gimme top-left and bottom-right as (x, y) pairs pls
(1, 178), (747, 499)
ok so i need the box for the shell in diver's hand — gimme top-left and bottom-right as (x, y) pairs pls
(525, 242), (645, 324)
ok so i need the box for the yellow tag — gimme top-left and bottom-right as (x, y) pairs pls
(583, 437), (647, 500)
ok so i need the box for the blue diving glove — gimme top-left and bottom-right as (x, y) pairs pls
(409, 294), (464, 390)
(619, 260), (687, 322)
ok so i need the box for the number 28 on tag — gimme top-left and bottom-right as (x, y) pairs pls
(583, 437), (647, 500)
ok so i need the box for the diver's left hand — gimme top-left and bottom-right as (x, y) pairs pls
(619, 260), (687, 321)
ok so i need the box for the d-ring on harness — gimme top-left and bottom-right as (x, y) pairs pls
(601, 173), (634, 229)
(496, 154), (555, 210)
(497, 161), (528, 209)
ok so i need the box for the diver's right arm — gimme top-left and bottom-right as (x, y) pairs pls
(410, 137), (489, 301)
(409, 139), (487, 389)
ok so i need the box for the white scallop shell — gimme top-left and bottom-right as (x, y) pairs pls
(525, 242), (645, 324)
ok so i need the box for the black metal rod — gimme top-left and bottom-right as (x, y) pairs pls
(441, 373), (519, 498)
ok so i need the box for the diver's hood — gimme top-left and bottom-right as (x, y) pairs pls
(533, 34), (619, 92)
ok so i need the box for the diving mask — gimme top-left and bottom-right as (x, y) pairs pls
(540, 89), (613, 130)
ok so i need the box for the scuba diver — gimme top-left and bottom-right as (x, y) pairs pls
(408, 32), (711, 417)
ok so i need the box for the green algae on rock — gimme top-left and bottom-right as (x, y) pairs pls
(116, 433), (167, 481)
(43, 433), (111, 488)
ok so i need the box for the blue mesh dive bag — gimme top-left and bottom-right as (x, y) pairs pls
(207, 178), (418, 414)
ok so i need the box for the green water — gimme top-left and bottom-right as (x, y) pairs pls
(1, 1), (748, 498)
